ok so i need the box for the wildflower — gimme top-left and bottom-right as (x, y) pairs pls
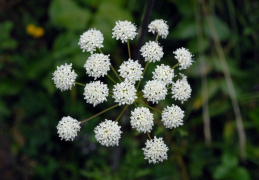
(112, 20), (138, 43)
(113, 82), (137, 105)
(140, 41), (164, 63)
(142, 136), (169, 164)
(143, 80), (167, 104)
(26, 24), (44, 38)
(94, 119), (122, 146)
(148, 19), (169, 39)
(84, 81), (109, 107)
(171, 74), (192, 103)
(78, 29), (104, 54)
(57, 116), (81, 141)
(161, 105), (184, 129)
(152, 64), (174, 85)
(52, 63), (77, 91)
(118, 59), (143, 83)
(173, 47), (194, 70)
(84, 53), (111, 79)
(130, 107), (154, 133)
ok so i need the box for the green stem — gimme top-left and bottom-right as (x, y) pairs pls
(127, 40), (131, 59)
(107, 74), (117, 84)
(133, 102), (138, 108)
(136, 61), (149, 90)
(110, 65), (122, 82)
(115, 105), (129, 122)
(80, 104), (119, 124)
(98, 48), (103, 54)
(147, 132), (152, 140)
(172, 62), (180, 69)
(155, 34), (159, 42)
(75, 82), (85, 87)
(136, 100), (162, 113)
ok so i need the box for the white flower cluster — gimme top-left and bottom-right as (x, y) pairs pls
(173, 47), (194, 70)
(130, 107), (154, 133)
(112, 20), (138, 43)
(142, 136), (169, 164)
(84, 81), (109, 107)
(78, 29), (104, 54)
(140, 41), (164, 63)
(161, 105), (184, 129)
(94, 119), (122, 146)
(57, 116), (80, 141)
(52, 63), (77, 91)
(53, 18), (195, 164)
(118, 59), (143, 83)
(84, 53), (111, 79)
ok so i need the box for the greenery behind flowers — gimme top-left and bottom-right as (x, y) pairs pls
(1, 0), (258, 179)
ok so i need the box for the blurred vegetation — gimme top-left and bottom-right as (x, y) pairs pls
(1, 0), (259, 179)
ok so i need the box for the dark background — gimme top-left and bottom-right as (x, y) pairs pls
(1, 0), (259, 179)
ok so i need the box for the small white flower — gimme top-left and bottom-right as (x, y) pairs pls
(84, 81), (109, 107)
(161, 105), (184, 129)
(142, 136), (169, 164)
(173, 47), (194, 70)
(112, 20), (138, 43)
(78, 29), (104, 54)
(57, 116), (81, 141)
(52, 63), (77, 91)
(118, 59), (143, 83)
(94, 119), (122, 146)
(140, 41), (164, 63)
(172, 74), (192, 103)
(148, 19), (169, 39)
(152, 64), (174, 85)
(130, 107), (154, 133)
(113, 82), (137, 105)
(84, 53), (111, 79)
(143, 80), (167, 104)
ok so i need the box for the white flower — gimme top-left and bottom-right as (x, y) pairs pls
(130, 107), (154, 133)
(112, 20), (138, 43)
(172, 74), (192, 103)
(161, 105), (184, 129)
(152, 64), (174, 85)
(143, 80), (167, 104)
(142, 136), (169, 164)
(52, 63), (77, 91)
(173, 47), (194, 70)
(112, 82), (137, 105)
(78, 29), (104, 54)
(84, 81), (109, 107)
(94, 119), (122, 146)
(118, 59), (143, 83)
(140, 41), (163, 63)
(148, 19), (169, 39)
(84, 53), (111, 79)
(57, 116), (80, 141)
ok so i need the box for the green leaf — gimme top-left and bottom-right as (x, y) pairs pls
(172, 20), (197, 39)
(222, 153), (238, 168)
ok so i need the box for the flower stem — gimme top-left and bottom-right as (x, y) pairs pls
(107, 74), (117, 84)
(127, 40), (131, 59)
(80, 104), (119, 124)
(75, 82), (85, 87)
(98, 48), (103, 54)
(155, 34), (159, 42)
(110, 65), (122, 82)
(136, 99), (162, 113)
(172, 62), (180, 69)
(136, 61), (149, 90)
(115, 105), (129, 122)
(147, 132), (152, 140)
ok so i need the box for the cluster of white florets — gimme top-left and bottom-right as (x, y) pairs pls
(53, 19), (194, 164)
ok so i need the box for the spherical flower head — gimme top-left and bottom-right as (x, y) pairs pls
(118, 59), (143, 83)
(161, 105), (184, 129)
(130, 107), (154, 133)
(78, 29), (104, 54)
(112, 82), (137, 105)
(140, 41), (164, 63)
(84, 81), (109, 107)
(84, 53), (111, 79)
(152, 64), (174, 85)
(173, 47), (194, 70)
(143, 80), (167, 104)
(94, 119), (122, 147)
(57, 116), (80, 141)
(52, 63), (77, 91)
(148, 19), (169, 39)
(112, 20), (138, 43)
(172, 74), (192, 103)
(142, 136), (169, 164)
